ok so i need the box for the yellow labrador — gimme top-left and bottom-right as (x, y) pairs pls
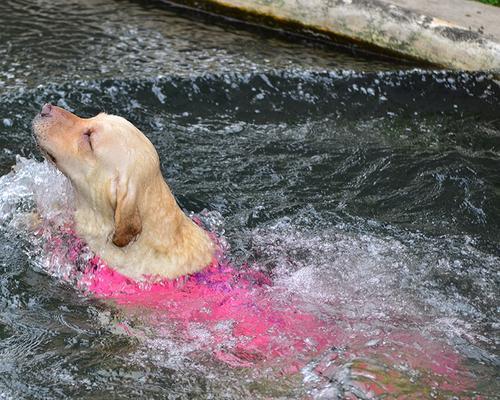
(32, 104), (215, 280)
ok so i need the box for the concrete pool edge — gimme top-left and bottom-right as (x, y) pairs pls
(158, 0), (500, 72)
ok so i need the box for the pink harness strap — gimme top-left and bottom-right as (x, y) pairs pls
(78, 254), (335, 368)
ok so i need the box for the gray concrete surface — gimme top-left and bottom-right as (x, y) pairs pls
(163, 0), (500, 71)
(381, 0), (500, 41)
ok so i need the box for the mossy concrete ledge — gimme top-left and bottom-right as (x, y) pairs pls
(164, 0), (500, 71)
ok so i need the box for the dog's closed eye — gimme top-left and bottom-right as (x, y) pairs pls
(46, 151), (56, 164)
(83, 129), (94, 151)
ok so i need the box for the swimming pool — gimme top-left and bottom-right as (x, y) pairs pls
(0, 0), (499, 398)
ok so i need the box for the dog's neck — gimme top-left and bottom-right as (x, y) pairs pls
(73, 174), (215, 280)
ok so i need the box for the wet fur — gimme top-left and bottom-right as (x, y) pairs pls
(33, 106), (215, 280)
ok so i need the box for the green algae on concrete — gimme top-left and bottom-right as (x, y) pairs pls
(161, 0), (500, 71)
(476, 0), (499, 6)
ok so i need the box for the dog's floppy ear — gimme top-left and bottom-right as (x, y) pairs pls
(112, 177), (142, 247)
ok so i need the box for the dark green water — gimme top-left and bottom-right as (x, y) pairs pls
(0, 0), (499, 398)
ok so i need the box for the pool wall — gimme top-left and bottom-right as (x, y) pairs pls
(159, 0), (500, 71)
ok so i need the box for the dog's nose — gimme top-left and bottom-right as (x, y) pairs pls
(40, 103), (52, 117)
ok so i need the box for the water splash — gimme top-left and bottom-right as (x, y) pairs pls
(0, 156), (73, 225)
(0, 156), (490, 398)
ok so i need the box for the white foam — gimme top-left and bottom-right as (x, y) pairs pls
(0, 156), (74, 228)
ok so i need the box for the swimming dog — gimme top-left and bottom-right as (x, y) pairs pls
(33, 104), (215, 281)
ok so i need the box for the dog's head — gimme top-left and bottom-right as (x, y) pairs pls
(32, 104), (160, 247)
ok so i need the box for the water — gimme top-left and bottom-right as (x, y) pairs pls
(0, 0), (499, 398)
